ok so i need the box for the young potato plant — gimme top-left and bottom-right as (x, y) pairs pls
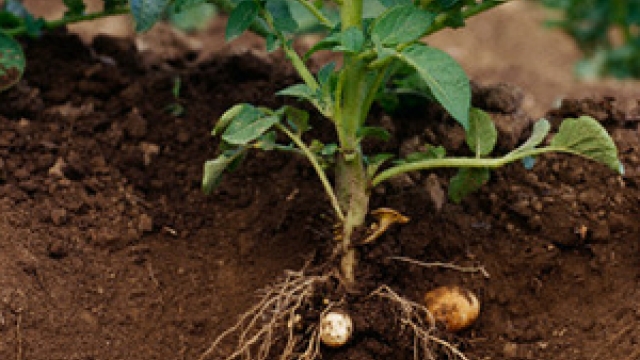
(202, 0), (623, 285)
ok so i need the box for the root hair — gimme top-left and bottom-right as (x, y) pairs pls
(199, 269), (331, 360)
(370, 285), (470, 360)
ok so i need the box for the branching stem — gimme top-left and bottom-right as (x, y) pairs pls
(276, 124), (345, 221)
(424, 0), (515, 37)
(293, 0), (334, 28)
(371, 147), (569, 187)
(262, 11), (320, 91)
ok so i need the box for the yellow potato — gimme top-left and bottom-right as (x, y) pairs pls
(424, 286), (480, 332)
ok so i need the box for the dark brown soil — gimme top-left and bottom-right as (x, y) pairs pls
(1, 9), (640, 360)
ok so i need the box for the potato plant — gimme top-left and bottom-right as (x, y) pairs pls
(0, 0), (624, 357)
(201, 0), (622, 284)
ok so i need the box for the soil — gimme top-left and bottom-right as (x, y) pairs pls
(1, 2), (640, 360)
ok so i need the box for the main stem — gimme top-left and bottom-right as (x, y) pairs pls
(336, 0), (368, 285)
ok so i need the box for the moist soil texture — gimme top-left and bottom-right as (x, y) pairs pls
(2, 8), (640, 360)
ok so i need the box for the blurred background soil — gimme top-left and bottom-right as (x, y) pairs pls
(22, 0), (640, 116)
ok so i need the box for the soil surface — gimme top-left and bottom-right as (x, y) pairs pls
(1, 2), (640, 360)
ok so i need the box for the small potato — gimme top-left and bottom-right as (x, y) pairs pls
(424, 286), (480, 332)
(319, 311), (353, 347)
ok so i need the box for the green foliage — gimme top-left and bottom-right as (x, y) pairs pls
(0, 0), (622, 218)
(104, 0), (129, 11)
(0, 30), (24, 91)
(1, 0), (46, 36)
(448, 168), (490, 203)
(549, 115), (622, 172)
(225, 1), (259, 41)
(63, 0), (87, 17)
(370, 5), (434, 46)
(466, 108), (497, 157)
(541, 0), (640, 78)
(168, 1), (217, 31)
(205, 0), (621, 213)
(130, 0), (171, 32)
(396, 44), (471, 128)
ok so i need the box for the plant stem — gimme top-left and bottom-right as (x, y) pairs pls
(424, 0), (514, 36)
(276, 124), (345, 222)
(360, 63), (390, 121)
(292, 0), (334, 28)
(340, 0), (362, 31)
(371, 147), (570, 187)
(263, 11), (320, 91)
(5, 7), (131, 37)
(335, 152), (368, 283)
(334, 0), (368, 285)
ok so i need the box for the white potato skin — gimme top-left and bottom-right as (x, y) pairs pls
(319, 311), (354, 347)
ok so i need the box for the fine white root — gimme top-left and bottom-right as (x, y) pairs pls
(198, 269), (331, 360)
(388, 256), (491, 279)
(371, 285), (471, 360)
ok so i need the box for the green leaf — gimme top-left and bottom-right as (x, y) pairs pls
(304, 31), (340, 60)
(266, 0), (298, 33)
(168, 2), (217, 31)
(362, 0), (390, 18)
(0, 11), (22, 30)
(225, 0), (259, 41)
(398, 44), (471, 129)
(202, 149), (245, 194)
(255, 131), (277, 150)
(466, 108), (497, 157)
(436, 0), (461, 9)
(336, 26), (364, 53)
(305, 27), (364, 57)
(24, 16), (45, 37)
(0, 31), (25, 91)
(212, 103), (254, 136)
(277, 83), (316, 102)
(131, 0), (170, 32)
(171, 0), (208, 13)
(284, 106), (310, 134)
(104, 0), (128, 11)
(380, 0), (413, 6)
(266, 33), (279, 52)
(550, 115), (622, 173)
(2, 0), (44, 37)
(287, 0), (333, 31)
(222, 114), (280, 145)
(63, 0), (86, 16)
(317, 62), (335, 85)
(448, 167), (490, 203)
(370, 5), (435, 46)
(509, 119), (551, 155)
(320, 143), (338, 156)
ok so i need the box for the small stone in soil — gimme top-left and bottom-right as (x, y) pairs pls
(48, 239), (68, 259)
(123, 108), (148, 139)
(138, 214), (154, 233)
(50, 208), (68, 226)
